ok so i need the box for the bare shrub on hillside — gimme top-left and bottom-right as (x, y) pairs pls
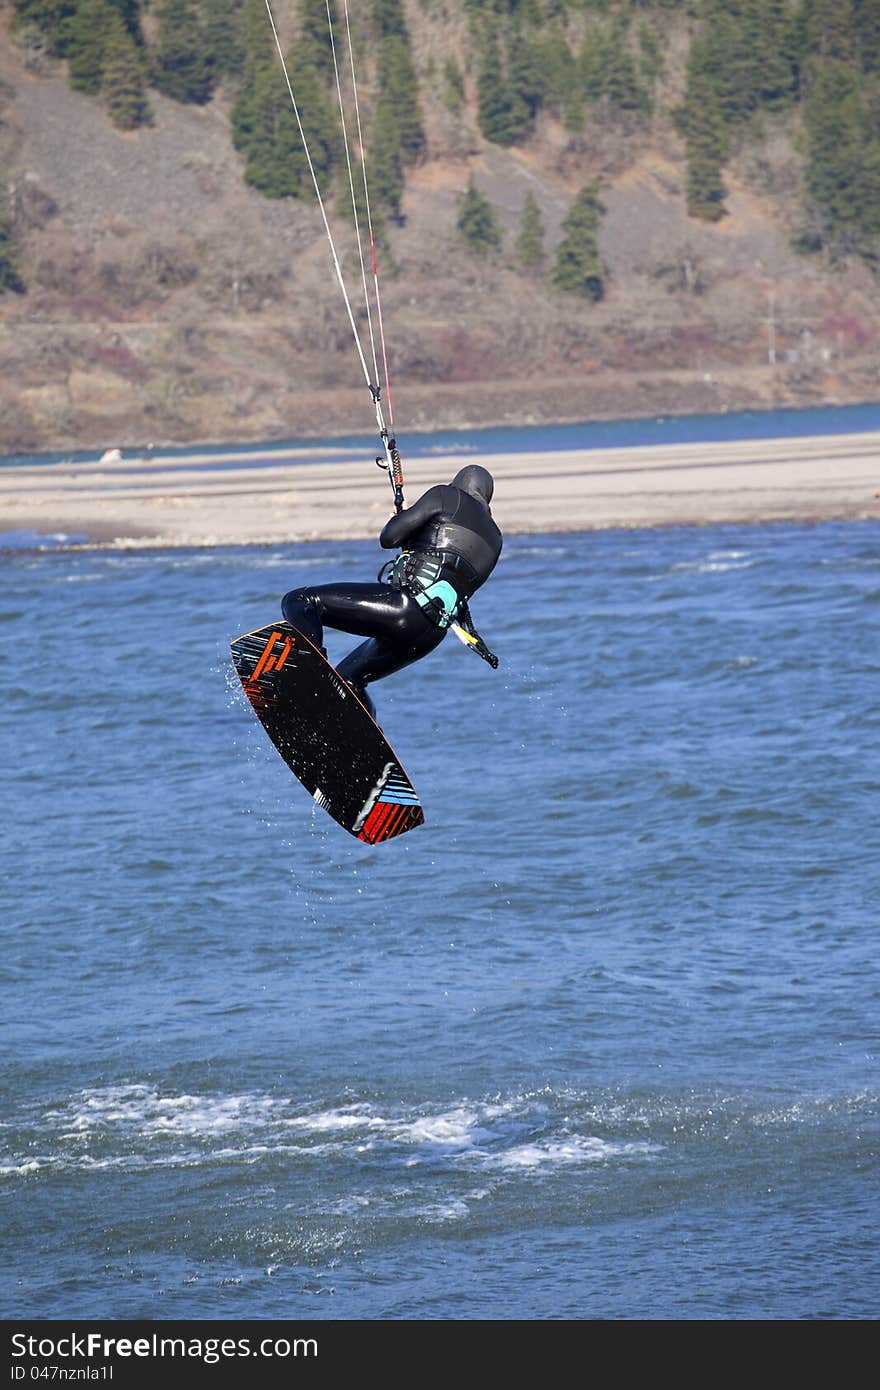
(10, 174), (58, 230)
(12, 25), (56, 77)
(141, 242), (198, 290)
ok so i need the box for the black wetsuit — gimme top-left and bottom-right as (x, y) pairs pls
(281, 466), (502, 714)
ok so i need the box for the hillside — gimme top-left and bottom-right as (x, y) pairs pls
(1, 0), (878, 455)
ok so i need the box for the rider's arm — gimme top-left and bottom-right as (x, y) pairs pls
(379, 485), (449, 549)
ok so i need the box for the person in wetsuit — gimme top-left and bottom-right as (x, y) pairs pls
(280, 464), (502, 718)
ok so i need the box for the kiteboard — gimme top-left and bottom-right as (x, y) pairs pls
(230, 621), (424, 844)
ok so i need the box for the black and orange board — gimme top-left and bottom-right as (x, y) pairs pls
(230, 621), (425, 844)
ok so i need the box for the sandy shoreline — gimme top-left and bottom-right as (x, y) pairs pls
(1, 431), (879, 549)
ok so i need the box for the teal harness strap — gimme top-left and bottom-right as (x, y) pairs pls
(384, 551), (498, 665)
(413, 577), (459, 628)
(389, 552), (461, 629)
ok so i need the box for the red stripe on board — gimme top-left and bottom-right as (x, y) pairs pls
(388, 806), (412, 839)
(370, 802), (397, 841)
(358, 801), (424, 843)
(368, 802), (392, 837)
(358, 801), (389, 843)
(378, 805), (406, 841)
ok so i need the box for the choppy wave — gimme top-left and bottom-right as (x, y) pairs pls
(0, 1084), (660, 1181)
(669, 549), (757, 575)
(4, 1082), (875, 1187)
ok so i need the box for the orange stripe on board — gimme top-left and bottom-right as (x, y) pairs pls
(370, 802), (397, 842)
(273, 636), (292, 672)
(399, 807), (422, 835)
(382, 806), (407, 841)
(358, 802), (423, 843)
(358, 801), (386, 843)
(373, 806), (397, 842)
(249, 630), (282, 684)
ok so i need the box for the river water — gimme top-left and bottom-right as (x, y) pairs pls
(2, 410), (878, 1320)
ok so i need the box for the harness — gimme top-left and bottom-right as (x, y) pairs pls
(379, 549), (499, 668)
(383, 550), (462, 628)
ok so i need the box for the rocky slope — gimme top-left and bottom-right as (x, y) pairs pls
(1, 2), (878, 455)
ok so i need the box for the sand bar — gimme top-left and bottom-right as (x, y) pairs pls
(1, 431), (879, 549)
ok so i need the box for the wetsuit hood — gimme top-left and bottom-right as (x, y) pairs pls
(452, 464), (494, 506)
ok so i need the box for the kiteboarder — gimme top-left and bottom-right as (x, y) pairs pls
(280, 464), (502, 718)
(251, 5), (500, 725)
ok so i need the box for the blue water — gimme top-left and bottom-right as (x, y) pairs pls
(2, 509), (879, 1317)
(2, 399), (878, 471)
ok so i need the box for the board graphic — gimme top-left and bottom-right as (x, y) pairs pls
(230, 621), (425, 843)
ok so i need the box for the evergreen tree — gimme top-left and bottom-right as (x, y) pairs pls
(679, 1), (799, 131)
(370, 97), (405, 221)
(0, 196), (25, 295)
(853, 0), (880, 73)
(686, 11), (755, 129)
(111, 0), (142, 44)
(153, 0), (213, 105)
(477, 24), (517, 145)
(300, 0), (335, 77)
(804, 0), (856, 64)
(242, 61), (301, 197)
(66, 0), (143, 55)
(103, 12), (151, 129)
(457, 178), (502, 254)
(287, 44), (338, 185)
(12, 0), (78, 54)
(684, 72), (728, 221)
(474, 13), (549, 146)
(673, 1), (801, 229)
(14, 0), (140, 51)
(241, 0), (274, 65)
(752, 0), (800, 109)
(231, 0), (276, 153)
(374, 0), (408, 41)
(533, 24), (579, 124)
(578, 28), (607, 104)
(553, 183), (605, 299)
(241, 44), (337, 199)
(507, 25), (544, 139)
(379, 35), (425, 163)
(366, 19), (424, 220)
(203, 0), (246, 82)
(13, 0), (68, 28)
(63, 0), (114, 94)
(855, 137), (880, 241)
(803, 62), (866, 243)
(515, 189), (545, 270)
(794, 0), (880, 257)
(602, 16), (649, 114)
